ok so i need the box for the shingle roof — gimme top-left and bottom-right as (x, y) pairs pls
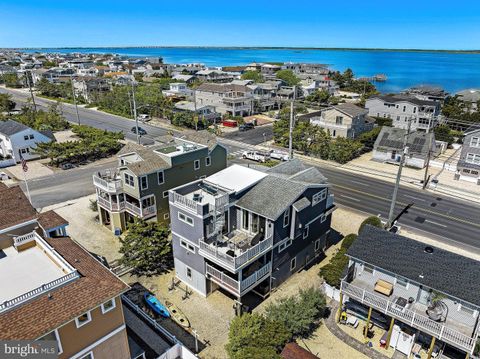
(292, 197), (311, 212)
(333, 103), (368, 118)
(0, 120), (30, 136)
(370, 94), (437, 107)
(281, 342), (319, 359)
(464, 124), (480, 136)
(37, 210), (69, 230)
(118, 143), (170, 176)
(348, 225), (480, 307)
(236, 175), (307, 220)
(374, 126), (434, 155)
(266, 159), (328, 185)
(0, 185), (37, 231)
(196, 83), (249, 94)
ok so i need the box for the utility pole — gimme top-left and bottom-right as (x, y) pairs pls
(386, 116), (413, 229)
(70, 76), (81, 125)
(193, 89), (198, 131)
(25, 71), (37, 113)
(288, 85), (296, 160)
(131, 81), (140, 144)
(423, 114), (434, 189)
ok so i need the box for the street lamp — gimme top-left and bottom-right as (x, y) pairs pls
(70, 75), (81, 125)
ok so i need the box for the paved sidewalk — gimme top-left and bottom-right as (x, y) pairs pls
(325, 302), (391, 359)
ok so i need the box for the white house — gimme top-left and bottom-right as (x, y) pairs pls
(162, 83), (193, 98)
(0, 120), (54, 166)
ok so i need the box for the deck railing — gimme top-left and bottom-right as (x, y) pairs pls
(341, 281), (476, 353)
(93, 173), (122, 192)
(13, 232), (37, 248)
(97, 196), (125, 212)
(199, 235), (273, 272)
(206, 262), (271, 296)
(172, 192), (199, 212)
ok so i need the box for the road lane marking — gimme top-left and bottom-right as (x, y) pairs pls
(350, 180), (369, 187)
(333, 184), (480, 229)
(425, 220), (448, 228)
(404, 194), (426, 202)
(339, 194), (361, 202)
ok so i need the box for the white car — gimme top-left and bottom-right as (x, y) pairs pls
(138, 114), (150, 122)
(269, 150), (289, 161)
(242, 150), (270, 163)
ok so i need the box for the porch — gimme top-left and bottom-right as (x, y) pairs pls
(93, 169), (122, 193)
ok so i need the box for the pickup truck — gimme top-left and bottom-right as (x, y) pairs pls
(269, 150), (289, 161)
(242, 151), (270, 163)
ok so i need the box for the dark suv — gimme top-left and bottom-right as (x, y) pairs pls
(239, 123), (254, 131)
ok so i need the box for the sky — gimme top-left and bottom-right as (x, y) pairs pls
(1, 1), (479, 50)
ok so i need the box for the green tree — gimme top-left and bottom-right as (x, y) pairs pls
(357, 126), (382, 149)
(275, 69), (300, 86)
(265, 288), (326, 338)
(0, 93), (15, 112)
(241, 70), (263, 83)
(358, 216), (383, 234)
(225, 313), (289, 359)
(328, 137), (363, 164)
(305, 89), (331, 104)
(0, 73), (21, 88)
(119, 220), (172, 276)
(434, 124), (454, 145)
(319, 234), (358, 287)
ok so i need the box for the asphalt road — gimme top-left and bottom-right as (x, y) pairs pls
(221, 125), (273, 145)
(3, 87), (480, 251)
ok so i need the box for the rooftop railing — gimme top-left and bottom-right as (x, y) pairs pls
(93, 172), (122, 193)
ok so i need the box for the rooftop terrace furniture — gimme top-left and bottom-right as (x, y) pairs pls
(374, 279), (393, 296)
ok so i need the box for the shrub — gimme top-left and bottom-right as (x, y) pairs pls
(358, 216), (383, 234)
(340, 233), (358, 250)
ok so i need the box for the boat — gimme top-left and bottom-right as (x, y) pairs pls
(165, 300), (190, 328)
(373, 74), (387, 82)
(144, 293), (170, 318)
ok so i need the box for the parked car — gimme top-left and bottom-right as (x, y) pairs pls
(269, 150), (289, 161)
(0, 172), (10, 181)
(131, 126), (147, 135)
(239, 123), (255, 131)
(242, 150), (270, 163)
(138, 114), (150, 122)
(61, 163), (76, 170)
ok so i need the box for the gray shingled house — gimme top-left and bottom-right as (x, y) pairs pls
(341, 225), (480, 357)
(456, 125), (480, 184)
(168, 160), (335, 301)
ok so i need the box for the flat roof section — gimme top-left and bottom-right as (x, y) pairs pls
(205, 164), (267, 194)
(0, 246), (65, 303)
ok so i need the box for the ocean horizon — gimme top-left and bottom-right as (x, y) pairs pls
(21, 47), (480, 94)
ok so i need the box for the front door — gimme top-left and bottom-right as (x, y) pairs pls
(417, 286), (431, 305)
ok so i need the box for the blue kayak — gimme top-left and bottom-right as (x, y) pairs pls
(144, 293), (170, 318)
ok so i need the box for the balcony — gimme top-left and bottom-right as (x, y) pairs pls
(125, 201), (156, 219)
(93, 171), (123, 193)
(206, 262), (271, 297)
(170, 190), (229, 217)
(97, 196), (125, 212)
(199, 233), (273, 272)
(341, 280), (477, 354)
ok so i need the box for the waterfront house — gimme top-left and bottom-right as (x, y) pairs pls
(195, 83), (253, 117)
(301, 103), (374, 139)
(456, 89), (480, 112)
(93, 135), (227, 232)
(341, 225), (480, 357)
(365, 94), (441, 132)
(455, 124), (480, 184)
(168, 160), (335, 301)
(372, 126), (436, 169)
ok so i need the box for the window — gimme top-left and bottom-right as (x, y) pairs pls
(312, 189), (327, 206)
(335, 116), (343, 125)
(472, 170), (479, 175)
(186, 267), (192, 279)
(314, 239), (320, 251)
(402, 106), (406, 112)
(205, 156), (211, 166)
(463, 169), (471, 174)
(396, 116), (400, 121)
(38, 329), (62, 354)
(178, 212), (194, 226)
(164, 213), (170, 220)
(363, 264), (374, 274)
(278, 239), (292, 253)
(413, 107), (417, 113)
(466, 153), (480, 165)
(157, 170), (164, 184)
(79, 352), (94, 359)
(124, 173), (135, 187)
(471, 137), (480, 147)
(332, 130), (336, 137)
(163, 191), (169, 198)
(24, 135), (29, 140)
(396, 277), (409, 288)
(75, 311), (92, 328)
(194, 159), (200, 170)
(20, 148), (30, 154)
(140, 176), (148, 190)
(283, 208), (290, 227)
(101, 299), (116, 314)
(142, 196), (155, 208)
(242, 209), (249, 230)
(303, 225), (309, 239)
(180, 240), (195, 253)
(290, 257), (296, 271)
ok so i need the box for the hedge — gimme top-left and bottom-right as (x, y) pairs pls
(319, 234), (357, 288)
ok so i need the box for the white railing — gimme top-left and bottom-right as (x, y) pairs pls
(240, 263), (271, 293)
(97, 196), (125, 212)
(142, 205), (157, 217)
(206, 262), (272, 296)
(125, 201), (142, 216)
(172, 192), (198, 212)
(13, 232), (36, 248)
(0, 271), (79, 312)
(93, 174), (122, 192)
(199, 236), (273, 272)
(341, 281), (476, 353)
